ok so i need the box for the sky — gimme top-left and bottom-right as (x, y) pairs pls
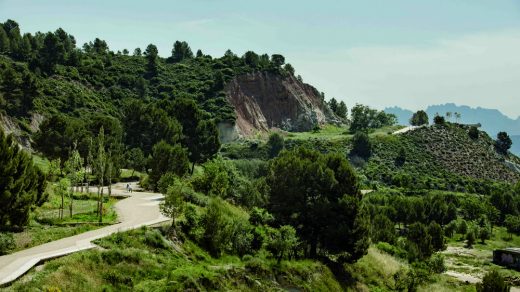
(2, 0), (520, 118)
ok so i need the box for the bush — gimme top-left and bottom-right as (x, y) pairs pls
(427, 254), (446, 273)
(433, 114), (445, 125)
(476, 270), (510, 292)
(469, 126), (479, 140)
(0, 232), (15, 255)
(350, 131), (372, 160)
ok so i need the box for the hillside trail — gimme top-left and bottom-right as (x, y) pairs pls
(0, 182), (169, 286)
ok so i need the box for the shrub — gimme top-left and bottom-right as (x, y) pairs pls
(427, 254), (446, 273)
(0, 232), (15, 255)
(476, 270), (510, 292)
(350, 131), (372, 159)
(469, 126), (479, 140)
(267, 132), (284, 158)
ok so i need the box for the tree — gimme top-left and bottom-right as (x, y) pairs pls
(64, 144), (84, 217)
(428, 222), (446, 251)
(133, 47), (141, 56)
(196, 49), (203, 58)
(445, 112), (452, 121)
(469, 126), (479, 140)
(243, 51), (259, 68)
(122, 49), (129, 55)
(267, 132), (285, 158)
(466, 229), (476, 248)
(171, 40), (193, 63)
(395, 146), (406, 167)
(407, 222), (433, 260)
(433, 114), (445, 125)
(267, 147), (368, 262)
(271, 54), (285, 67)
(350, 104), (396, 132)
(266, 225), (299, 263)
(329, 98), (338, 113)
(476, 270), (510, 292)
(479, 224), (491, 244)
(336, 101), (348, 120)
(144, 44), (159, 78)
(125, 148), (146, 176)
(410, 110), (429, 126)
(505, 215), (520, 239)
(350, 131), (372, 160)
(190, 119), (221, 174)
(0, 26), (9, 53)
(283, 63), (295, 76)
(455, 112), (462, 123)
(94, 127), (107, 223)
(160, 177), (187, 238)
(496, 132), (512, 155)
(148, 141), (190, 191)
(0, 129), (46, 229)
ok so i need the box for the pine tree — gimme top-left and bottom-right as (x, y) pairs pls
(0, 129), (45, 229)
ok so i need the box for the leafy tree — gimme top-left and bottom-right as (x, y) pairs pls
(445, 112), (452, 121)
(267, 147), (368, 262)
(94, 126), (107, 223)
(371, 214), (396, 244)
(283, 63), (295, 76)
(457, 220), (468, 236)
(266, 225), (299, 263)
(271, 54), (285, 67)
(144, 44), (159, 78)
(476, 270), (510, 292)
(433, 114), (445, 125)
(243, 51), (259, 68)
(160, 177), (187, 237)
(479, 224), (491, 243)
(466, 229), (476, 248)
(64, 144), (83, 217)
(407, 222), (433, 260)
(410, 110), (429, 126)
(505, 215), (520, 239)
(395, 146), (406, 166)
(350, 131), (372, 160)
(350, 104), (396, 132)
(196, 49), (203, 58)
(328, 98), (338, 113)
(0, 26), (9, 53)
(125, 148), (146, 176)
(170, 40), (193, 63)
(133, 47), (141, 56)
(190, 119), (221, 173)
(148, 141), (190, 191)
(469, 126), (479, 140)
(0, 129), (46, 229)
(428, 222), (446, 251)
(496, 132), (512, 155)
(267, 132), (285, 158)
(336, 101), (348, 120)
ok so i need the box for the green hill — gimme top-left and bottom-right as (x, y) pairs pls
(364, 123), (520, 192)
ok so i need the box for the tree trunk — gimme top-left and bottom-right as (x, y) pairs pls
(60, 193), (64, 219)
(191, 162), (196, 174)
(99, 179), (104, 223)
(69, 185), (74, 217)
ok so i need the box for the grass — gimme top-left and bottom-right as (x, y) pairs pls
(7, 227), (341, 291)
(284, 124), (403, 141)
(7, 188), (118, 254)
(443, 226), (520, 280)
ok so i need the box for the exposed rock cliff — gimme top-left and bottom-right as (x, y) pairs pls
(225, 72), (338, 136)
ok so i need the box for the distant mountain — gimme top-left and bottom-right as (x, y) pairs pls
(385, 103), (520, 155)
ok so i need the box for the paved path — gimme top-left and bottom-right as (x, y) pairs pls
(0, 183), (169, 286)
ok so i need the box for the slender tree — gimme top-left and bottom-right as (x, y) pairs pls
(95, 127), (107, 222)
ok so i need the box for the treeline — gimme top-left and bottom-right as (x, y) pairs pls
(0, 19), (301, 124)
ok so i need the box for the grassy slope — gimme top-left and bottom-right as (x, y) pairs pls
(5, 227), (340, 292)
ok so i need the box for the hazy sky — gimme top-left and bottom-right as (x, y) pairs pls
(2, 0), (520, 118)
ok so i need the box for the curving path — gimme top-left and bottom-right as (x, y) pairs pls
(0, 183), (169, 286)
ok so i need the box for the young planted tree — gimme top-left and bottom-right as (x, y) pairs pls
(95, 127), (107, 223)
(160, 177), (187, 238)
(64, 144), (84, 217)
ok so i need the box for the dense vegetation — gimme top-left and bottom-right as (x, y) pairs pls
(2, 18), (520, 291)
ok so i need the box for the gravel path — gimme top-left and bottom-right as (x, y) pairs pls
(0, 183), (168, 286)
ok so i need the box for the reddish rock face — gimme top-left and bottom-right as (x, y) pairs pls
(226, 71), (337, 136)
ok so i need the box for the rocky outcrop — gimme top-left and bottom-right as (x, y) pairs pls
(225, 72), (338, 136)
